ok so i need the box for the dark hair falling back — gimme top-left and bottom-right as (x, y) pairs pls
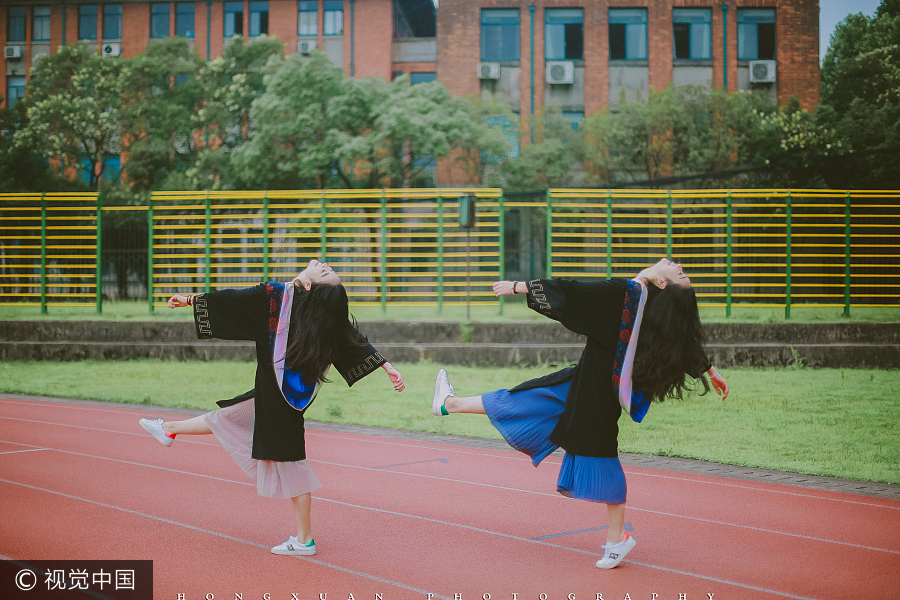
(632, 283), (711, 402)
(284, 282), (367, 383)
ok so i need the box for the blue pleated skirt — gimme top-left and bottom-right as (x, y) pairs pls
(483, 381), (626, 504)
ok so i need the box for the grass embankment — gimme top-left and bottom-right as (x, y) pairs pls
(1, 361), (897, 484)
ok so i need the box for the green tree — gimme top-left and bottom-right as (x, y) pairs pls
(501, 108), (584, 191)
(453, 92), (517, 187)
(120, 37), (202, 191)
(818, 0), (900, 188)
(14, 44), (129, 190)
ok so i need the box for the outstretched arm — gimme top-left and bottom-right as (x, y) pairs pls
(707, 366), (729, 400)
(168, 293), (196, 308)
(382, 361), (405, 392)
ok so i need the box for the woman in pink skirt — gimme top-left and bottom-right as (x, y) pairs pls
(139, 259), (405, 556)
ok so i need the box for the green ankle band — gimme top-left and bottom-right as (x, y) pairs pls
(440, 405), (449, 416)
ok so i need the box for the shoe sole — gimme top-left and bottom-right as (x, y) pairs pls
(139, 419), (173, 447)
(271, 547), (316, 556)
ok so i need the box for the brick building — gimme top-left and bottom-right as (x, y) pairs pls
(2, 0), (819, 182)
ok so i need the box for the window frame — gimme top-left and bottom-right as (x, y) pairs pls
(150, 3), (170, 39)
(298, 1), (318, 37)
(672, 8), (712, 61)
(103, 4), (123, 41)
(249, 1), (269, 38)
(608, 8), (648, 61)
(79, 5), (98, 41)
(8, 6), (27, 43)
(175, 3), (195, 38)
(33, 6), (51, 42)
(324, 0), (344, 36)
(545, 8), (584, 61)
(7, 76), (27, 109)
(224, 1), (244, 38)
(737, 8), (776, 61)
(481, 8), (520, 63)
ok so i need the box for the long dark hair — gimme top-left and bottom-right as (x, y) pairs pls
(632, 283), (711, 402)
(284, 282), (367, 382)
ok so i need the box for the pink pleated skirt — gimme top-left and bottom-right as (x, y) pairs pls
(203, 399), (323, 499)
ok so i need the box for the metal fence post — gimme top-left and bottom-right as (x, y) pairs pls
(726, 189), (733, 318)
(148, 194), (154, 314)
(96, 192), (103, 314)
(498, 193), (505, 315)
(437, 195), (444, 314)
(666, 189), (673, 258)
(785, 190), (792, 320)
(844, 190), (852, 318)
(319, 191), (327, 261)
(204, 191), (211, 294)
(380, 190), (387, 314)
(606, 189), (613, 279)
(40, 193), (47, 314)
(262, 193), (269, 282)
(545, 189), (552, 278)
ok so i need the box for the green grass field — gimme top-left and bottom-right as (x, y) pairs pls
(1, 360), (897, 484)
(1, 300), (898, 323)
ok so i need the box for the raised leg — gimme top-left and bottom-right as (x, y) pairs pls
(162, 415), (213, 436)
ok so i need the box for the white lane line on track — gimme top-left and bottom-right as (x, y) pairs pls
(2, 438), (897, 557)
(0, 477), (454, 600)
(2, 412), (897, 511)
(0, 476), (827, 600)
(0, 448), (49, 455)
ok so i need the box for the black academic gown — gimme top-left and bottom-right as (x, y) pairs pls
(515, 278), (710, 458)
(191, 282), (386, 462)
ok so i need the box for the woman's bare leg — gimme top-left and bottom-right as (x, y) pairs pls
(444, 394), (486, 414)
(606, 503), (626, 544)
(162, 415), (213, 436)
(291, 493), (313, 543)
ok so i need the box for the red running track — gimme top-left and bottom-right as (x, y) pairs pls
(1, 397), (898, 600)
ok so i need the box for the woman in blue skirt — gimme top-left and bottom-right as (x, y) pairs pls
(432, 259), (729, 569)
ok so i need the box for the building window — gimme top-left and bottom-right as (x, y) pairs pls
(7, 76), (26, 109)
(324, 1), (343, 36)
(79, 5), (98, 41)
(546, 8), (583, 60)
(482, 8), (519, 62)
(103, 4), (122, 40)
(249, 1), (268, 37)
(33, 6), (51, 42)
(151, 4), (170, 39)
(176, 3), (195, 38)
(609, 8), (647, 61)
(738, 9), (776, 60)
(673, 8), (711, 60)
(298, 1), (317, 36)
(410, 72), (437, 85)
(8, 7), (26, 42)
(562, 111), (584, 130)
(224, 2), (243, 38)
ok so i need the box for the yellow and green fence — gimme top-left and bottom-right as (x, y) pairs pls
(1, 188), (898, 316)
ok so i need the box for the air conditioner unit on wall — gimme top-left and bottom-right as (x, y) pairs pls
(102, 43), (121, 57)
(4, 46), (22, 59)
(749, 60), (776, 83)
(546, 61), (574, 85)
(298, 40), (317, 54)
(477, 62), (500, 80)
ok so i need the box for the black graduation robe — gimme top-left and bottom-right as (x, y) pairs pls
(191, 282), (386, 462)
(513, 278), (711, 458)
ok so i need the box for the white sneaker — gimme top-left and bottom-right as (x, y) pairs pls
(271, 535), (316, 556)
(139, 418), (174, 447)
(595, 533), (636, 569)
(432, 369), (455, 416)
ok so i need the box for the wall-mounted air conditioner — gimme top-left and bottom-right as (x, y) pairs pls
(477, 62), (500, 80)
(546, 61), (574, 85)
(749, 60), (776, 83)
(298, 40), (317, 54)
(102, 43), (121, 57)
(4, 46), (22, 59)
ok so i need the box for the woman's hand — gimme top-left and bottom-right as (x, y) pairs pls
(168, 294), (193, 309)
(492, 281), (519, 297)
(708, 369), (729, 400)
(383, 362), (405, 392)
